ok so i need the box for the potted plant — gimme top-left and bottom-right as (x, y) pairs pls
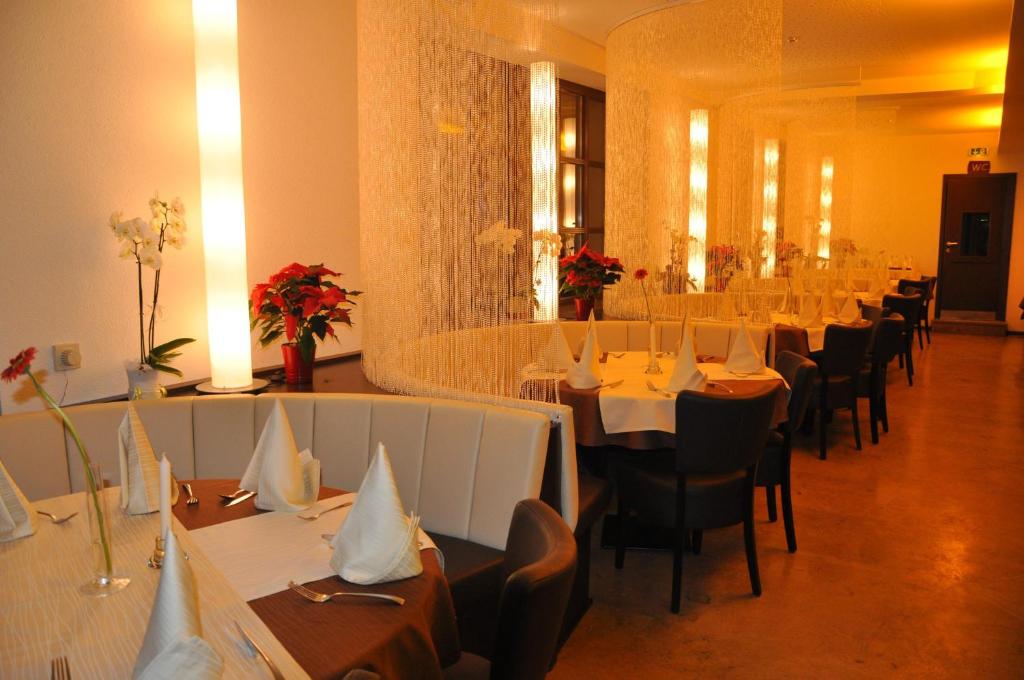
(109, 194), (195, 398)
(250, 263), (361, 384)
(557, 244), (624, 320)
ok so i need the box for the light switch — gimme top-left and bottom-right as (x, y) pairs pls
(53, 343), (82, 371)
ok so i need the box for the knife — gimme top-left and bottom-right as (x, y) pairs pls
(224, 490), (256, 507)
(234, 620), (285, 680)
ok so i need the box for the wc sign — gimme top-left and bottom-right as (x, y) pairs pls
(968, 160), (991, 174)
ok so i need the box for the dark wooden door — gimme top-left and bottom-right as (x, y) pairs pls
(936, 173), (1016, 320)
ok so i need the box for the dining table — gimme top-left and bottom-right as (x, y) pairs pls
(0, 479), (461, 679)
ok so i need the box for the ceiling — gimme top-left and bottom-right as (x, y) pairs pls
(552, 0), (1015, 133)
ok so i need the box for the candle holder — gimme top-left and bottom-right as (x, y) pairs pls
(147, 536), (165, 569)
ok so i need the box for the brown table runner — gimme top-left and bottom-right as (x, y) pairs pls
(561, 378), (789, 450)
(175, 479), (461, 680)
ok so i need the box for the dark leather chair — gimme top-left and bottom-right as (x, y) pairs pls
(756, 351), (817, 553)
(898, 278), (933, 348)
(443, 500), (577, 680)
(774, 323), (811, 359)
(858, 314), (904, 443)
(882, 293), (923, 386)
(614, 384), (780, 613)
(813, 321), (873, 459)
(560, 471), (610, 646)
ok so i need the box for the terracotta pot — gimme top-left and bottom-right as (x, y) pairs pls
(574, 297), (595, 321)
(282, 343), (315, 384)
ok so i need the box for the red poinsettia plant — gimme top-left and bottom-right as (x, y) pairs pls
(250, 263), (361, 362)
(558, 244), (625, 301)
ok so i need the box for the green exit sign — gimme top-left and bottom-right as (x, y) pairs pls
(969, 147), (988, 157)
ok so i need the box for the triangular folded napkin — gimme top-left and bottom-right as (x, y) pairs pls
(240, 400), (320, 512)
(566, 313), (603, 389)
(119, 406), (177, 515)
(0, 459), (37, 542)
(666, 323), (707, 393)
(133, 530), (224, 680)
(797, 293), (823, 328)
(330, 443), (423, 585)
(540, 324), (574, 371)
(820, 287), (837, 317)
(725, 317), (766, 375)
(837, 292), (862, 324)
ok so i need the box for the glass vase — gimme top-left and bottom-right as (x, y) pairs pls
(80, 464), (130, 596)
(644, 322), (662, 374)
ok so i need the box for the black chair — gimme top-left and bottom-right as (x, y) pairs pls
(882, 293), (923, 386)
(857, 314), (904, 443)
(614, 384), (780, 613)
(898, 278), (933, 348)
(757, 351), (817, 553)
(443, 500), (577, 680)
(813, 322), (874, 460)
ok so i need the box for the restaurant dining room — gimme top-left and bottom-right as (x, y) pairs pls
(1, 0), (1023, 678)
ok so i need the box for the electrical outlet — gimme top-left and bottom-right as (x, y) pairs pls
(53, 343), (82, 371)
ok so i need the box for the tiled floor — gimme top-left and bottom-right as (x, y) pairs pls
(552, 333), (1024, 678)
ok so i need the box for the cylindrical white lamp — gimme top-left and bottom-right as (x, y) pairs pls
(687, 109), (709, 291)
(530, 61), (558, 322)
(192, 0), (266, 393)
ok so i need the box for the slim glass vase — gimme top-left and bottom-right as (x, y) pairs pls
(80, 464), (130, 596)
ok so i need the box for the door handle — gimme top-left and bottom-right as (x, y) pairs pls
(945, 241), (959, 247)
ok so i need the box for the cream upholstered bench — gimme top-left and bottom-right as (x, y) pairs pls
(0, 393), (553, 552)
(559, 319), (773, 363)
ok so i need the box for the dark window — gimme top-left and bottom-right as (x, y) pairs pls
(960, 212), (990, 256)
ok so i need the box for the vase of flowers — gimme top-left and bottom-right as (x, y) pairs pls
(109, 194), (195, 398)
(634, 268), (662, 375)
(250, 263), (361, 384)
(558, 245), (625, 320)
(3, 349), (129, 596)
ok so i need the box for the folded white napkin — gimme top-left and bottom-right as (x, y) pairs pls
(240, 400), (320, 512)
(837, 292), (862, 323)
(870, 273), (888, 298)
(540, 324), (573, 371)
(119, 406), (177, 515)
(330, 442), (423, 585)
(797, 293), (823, 328)
(0, 459), (36, 542)
(725, 317), (766, 374)
(567, 313), (603, 389)
(666, 323), (707, 393)
(820, 287), (837, 317)
(776, 287), (792, 314)
(133, 530), (224, 680)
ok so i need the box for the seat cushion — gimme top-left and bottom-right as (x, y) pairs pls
(442, 651), (491, 680)
(575, 473), (611, 538)
(428, 532), (505, 658)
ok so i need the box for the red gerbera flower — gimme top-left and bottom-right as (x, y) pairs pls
(2, 347), (37, 383)
(634, 268), (649, 281)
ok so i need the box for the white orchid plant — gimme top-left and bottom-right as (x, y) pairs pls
(109, 194), (194, 376)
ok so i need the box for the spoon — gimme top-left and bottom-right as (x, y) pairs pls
(36, 510), (78, 525)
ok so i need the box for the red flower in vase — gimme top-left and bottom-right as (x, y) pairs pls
(2, 347), (37, 383)
(634, 268), (649, 281)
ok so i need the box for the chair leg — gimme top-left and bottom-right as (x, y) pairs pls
(781, 473), (797, 553)
(925, 319), (931, 344)
(671, 476), (687, 613)
(881, 365), (890, 433)
(818, 384), (828, 460)
(742, 473), (761, 596)
(868, 367), (879, 445)
(917, 321), (924, 350)
(850, 392), (862, 451)
(691, 529), (702, 555)
(765, 485), (777, 522)
(614, 492), (626, 570)
(905, 340), (914, 386)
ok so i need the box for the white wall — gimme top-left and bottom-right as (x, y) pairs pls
(0, 0), (361, 414)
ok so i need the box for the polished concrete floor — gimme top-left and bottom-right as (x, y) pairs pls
(552, 333), (1024, 679)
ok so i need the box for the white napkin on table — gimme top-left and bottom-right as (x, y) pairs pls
(0, 459), (36, 542)
(837, 292), (862, 324)
(240, 400), (320, 512)
(133, 530), (224, 680)
(666, 323), (707, 393)
(820, 286), (837, 317)
(725, 317), (766, 375)
(567, 313), (603, 389)
(330, 443), (423, 585)
(119, 406), (178, 515)
(797, 293), (823, 328)
(540, 324), (573, 371)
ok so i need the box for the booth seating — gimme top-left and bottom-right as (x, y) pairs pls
(559, 319), (773, 363)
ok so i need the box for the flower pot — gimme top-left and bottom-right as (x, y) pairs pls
(574, 298), (595, 321)
(282, 343), (315, 384)
(124, 362), (166, 400)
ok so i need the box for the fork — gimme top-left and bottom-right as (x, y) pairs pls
(708, 381), (735, 393)
(50, 655), (70, 680)
(37, 510), (78, 525)
(298, 501), (352, 521)
(645, 380), (673, 398)
(182, 483), (199, 506)
(287, 580), (405, 605)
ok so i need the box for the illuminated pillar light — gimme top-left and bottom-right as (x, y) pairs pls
(192, 0), (265, 392)
(760, 139), (779, 278)
(818, 157), (834, 265)
(687, 109), (709, 291)
(531, 61), (558, 321)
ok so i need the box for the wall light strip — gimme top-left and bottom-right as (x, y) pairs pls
(687, 109), (709, 291)
(530, 61), (558, 322)
(818, 156), (834, 264)
(760, 138), (779, 278)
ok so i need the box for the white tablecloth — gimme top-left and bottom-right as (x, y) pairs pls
(0, 487), (309, 680)
(597, 352), (786, 435)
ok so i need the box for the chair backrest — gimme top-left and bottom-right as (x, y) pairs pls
(898, 278), (929, 297)
(491, 499), (577, 680)
(774, 351), (817, 434)
(674, 384), (780, 475)
(774, 324), (810, 359)
(861, 304), (883, 324)
(820, 321), (873, 377)
(883, 293), (922, 328)
(871, 315), (905, 364)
